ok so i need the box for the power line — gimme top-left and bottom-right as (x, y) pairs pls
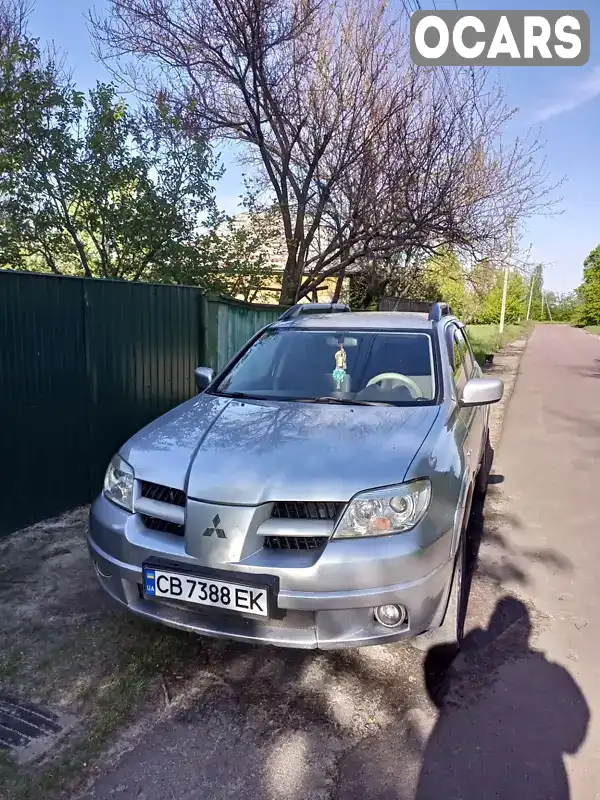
(400, 0), (416, 18)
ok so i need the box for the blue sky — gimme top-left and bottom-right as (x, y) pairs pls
(31, 0), (599, 294)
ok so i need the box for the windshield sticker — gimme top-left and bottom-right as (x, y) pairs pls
(333, 344), (347, 389)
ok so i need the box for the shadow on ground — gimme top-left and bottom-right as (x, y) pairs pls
(467, 480), (572, 591)
(336, 594), (589, 800)
(416, 597), (589, 800)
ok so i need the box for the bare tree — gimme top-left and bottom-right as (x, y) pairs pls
(93, 0), (421, 302)
(306, 67), (557, 304)
(0, 0), (30, 49)
(94, 0), (556, 304)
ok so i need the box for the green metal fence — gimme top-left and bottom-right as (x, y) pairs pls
(0, 270), (285, 535)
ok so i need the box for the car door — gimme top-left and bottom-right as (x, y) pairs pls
(460, 325), (488, 463)
(448, 324), (481, 478)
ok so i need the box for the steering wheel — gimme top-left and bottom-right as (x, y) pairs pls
(365, 372), (424, 399)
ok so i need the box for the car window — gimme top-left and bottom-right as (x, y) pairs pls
(463, 328), (481, 372)
(456, 327), (476, 375)
(213, 328), (437, 405)
(451, 326), (470, 393)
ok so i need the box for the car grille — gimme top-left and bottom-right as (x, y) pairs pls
(271, 501), (344, 521)
(141, 514), (184, 537)
(263, 535), (328, 551)
(138, 481), (186, 537)
(140, 480), (186, 507)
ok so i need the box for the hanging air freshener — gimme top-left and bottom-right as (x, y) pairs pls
(332, 343), (347, 389)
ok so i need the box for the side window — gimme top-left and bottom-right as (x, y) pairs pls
(462, 328), (480, 374)
(450, 326), (470, 393)
(456, 328), (476, 375)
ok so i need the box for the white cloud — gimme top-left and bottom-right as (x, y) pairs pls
(535, 65), (600, 121)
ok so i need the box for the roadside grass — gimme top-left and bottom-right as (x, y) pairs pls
(0, 509), (234, 800)
(585, 326), (600, 335)
(467, 322), (533, 366)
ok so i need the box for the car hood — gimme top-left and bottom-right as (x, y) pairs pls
(122, 394), (440, 504)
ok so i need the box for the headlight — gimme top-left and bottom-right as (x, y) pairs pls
(333, 479), (431, 538)
(103, 454), (135, 512)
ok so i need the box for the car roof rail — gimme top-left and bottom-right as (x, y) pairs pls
(428, 302), (454, 322)
(279, 302), (351, 321)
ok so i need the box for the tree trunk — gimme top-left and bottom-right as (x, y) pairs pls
(63, 219), (93, 277)
(332, 268), (346, 302)
(279, 252), (303, 305)
(358, 291), (373, 310)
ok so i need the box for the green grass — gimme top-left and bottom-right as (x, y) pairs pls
(467, 322), (533, 366)
(585, 326), (600, 335)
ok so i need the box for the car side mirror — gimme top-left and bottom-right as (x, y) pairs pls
(460, 377), (504, 407)
(195, 366), (215, 392)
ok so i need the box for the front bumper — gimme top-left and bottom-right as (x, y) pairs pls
(88, 494), (456, 649)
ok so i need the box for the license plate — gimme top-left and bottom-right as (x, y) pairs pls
(143, 567), (269, 617)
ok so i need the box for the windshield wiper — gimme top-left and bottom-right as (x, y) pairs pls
(304, 396), (394, 407)
(214, 391), (265, 401)
(215, 392), (395, 407)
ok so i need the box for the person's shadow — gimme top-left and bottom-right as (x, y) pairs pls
(416, 597), (590, 800)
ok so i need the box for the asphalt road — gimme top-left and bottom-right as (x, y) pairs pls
(81, 325), (600, 800)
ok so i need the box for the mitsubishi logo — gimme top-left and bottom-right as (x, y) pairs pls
(203, 514), (226, 539)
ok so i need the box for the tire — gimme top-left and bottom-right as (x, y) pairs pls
(412, 529), (466, 653)
(474, 430), (493, 496)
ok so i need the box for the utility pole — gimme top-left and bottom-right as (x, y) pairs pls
(499, 217), (515, 336)
(545, 292), (553, 322)
(526, 271), (535, 321)
(540, 273), (545, 320)
(526, 263), (544, 321)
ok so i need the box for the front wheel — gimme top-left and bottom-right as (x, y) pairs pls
(475, 430), (493, 496)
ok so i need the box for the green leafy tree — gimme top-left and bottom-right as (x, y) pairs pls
(0, 36), (69, 269)
(527, 264), (544, 321)
(545, 291), (579, 322)
(424, 249), (469, 319)
(0, 38), (222, 279)
(420, 249), (500, 322)
(478, 271), (528, 324)
(0, 30), (278, 293)
(469, 259), (498, 301)
(573, 245), (600, 326)
(155, 208), (282, 300)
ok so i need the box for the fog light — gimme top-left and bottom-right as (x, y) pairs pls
(374, 604), (406, 628)
(94, 560), (112, 580)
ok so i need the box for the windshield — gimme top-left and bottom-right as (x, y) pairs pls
(212, 328), (437, 406)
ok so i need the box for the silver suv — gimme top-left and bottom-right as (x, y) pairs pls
(88, 303), (503, 650)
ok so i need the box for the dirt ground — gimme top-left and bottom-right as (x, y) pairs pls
(0, 506), (234, 798)
(0, 334), (533, 800)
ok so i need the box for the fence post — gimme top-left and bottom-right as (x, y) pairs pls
(81, 279), (95, 503)
(199, 293), (220, 371)
(198, 292), (208, 368)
